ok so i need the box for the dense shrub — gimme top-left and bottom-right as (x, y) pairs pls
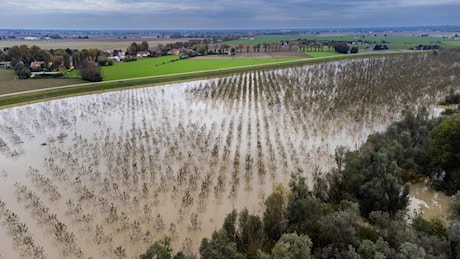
(334, 43), (350, 54)
(428, 117), (460, 194)
(78, 61), (103, 82)
(374, 44), (389, 50)
(14, 64), (31, 79)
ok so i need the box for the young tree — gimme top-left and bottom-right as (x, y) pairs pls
(263, 184), (289, 246)
(140, 41), (149, 52)
(127, 42), (139, 56)
(286, 174), (325, 242)
(236, 209), (264, 258)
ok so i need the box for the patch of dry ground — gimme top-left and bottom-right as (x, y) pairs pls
(0, 69), (84, 95)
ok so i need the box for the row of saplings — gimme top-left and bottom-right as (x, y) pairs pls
(140, 105), (460, 259)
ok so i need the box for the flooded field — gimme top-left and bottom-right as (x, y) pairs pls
(0, 53), (458, 258)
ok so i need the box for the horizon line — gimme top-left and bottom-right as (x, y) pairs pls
(1, 24), (460, 32)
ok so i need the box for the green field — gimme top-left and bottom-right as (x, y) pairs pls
(102, 56), (303, 81)
(225, 34), (455, 50)
(226, 35), (302, 45)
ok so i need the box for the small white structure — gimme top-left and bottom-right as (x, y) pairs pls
(136, 51), (150, 58)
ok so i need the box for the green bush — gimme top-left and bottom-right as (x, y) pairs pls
(14, 64), (31, 79)
(78, 61), (103, 82)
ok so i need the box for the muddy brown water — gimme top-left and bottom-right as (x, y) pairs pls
(0, 58), (456, 258)
(408, 182), (453, 222)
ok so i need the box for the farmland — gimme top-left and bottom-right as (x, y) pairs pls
(101, 55), (305, 81)
(1, 30), (457, 103)
(0, 69), (85, 96)
(225, 34), (457, 49)
(0, 49), (459, 258)
(0, 37), (200, 51)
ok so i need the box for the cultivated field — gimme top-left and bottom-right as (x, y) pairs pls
(225, 34), (458, 49)
(0, 50), (459, 258)
(0, 37), (199, 51)
(102, 55), (305, 81)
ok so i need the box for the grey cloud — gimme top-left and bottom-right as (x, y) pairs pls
(0, 0), (458, 29)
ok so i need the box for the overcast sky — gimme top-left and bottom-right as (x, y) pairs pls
(0, 0), (459, 30)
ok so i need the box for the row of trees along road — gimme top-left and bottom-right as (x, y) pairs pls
(140, 106), (460, 258)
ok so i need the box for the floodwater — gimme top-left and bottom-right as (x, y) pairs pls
(0, 57), (457, 258)
(408, 181), (453, 221)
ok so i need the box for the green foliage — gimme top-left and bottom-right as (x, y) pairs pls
(350, 46), (359, 54)
(271, 232), (312, 259)
(450, 192), (460, 219)
(429, 117), (460, 169)
(126, 41), (149, 56)
(223, 209), (238, 242)
(97, 55), (108, 66)
(236, 209), (265, 258)
(369, 211), (415, 249)
(78, 61), (103, 82)
(263, 184), (289, 245)
(325, 108), (451, 218)
(199, 231), (243, 258)
(200, 171), (457, 258)
(447, 220), (460, 242)
(414, 230), (451, 258)
(412, 215), (447, 238)
(286, 174), (325, 241)
(448, 221), (460, 258)
(14, 64), (31, 79)
(199, 209), (264, 259)
(428, 117), (460, 194)
(333, 42), (350, 54)
(140, 236), (173, 259)
(397, 242), (426, 258)
(317, 200), (360, 250)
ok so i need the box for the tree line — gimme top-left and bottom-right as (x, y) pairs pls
(0, 45), (105, 81)
(140, 106), (460, 258)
